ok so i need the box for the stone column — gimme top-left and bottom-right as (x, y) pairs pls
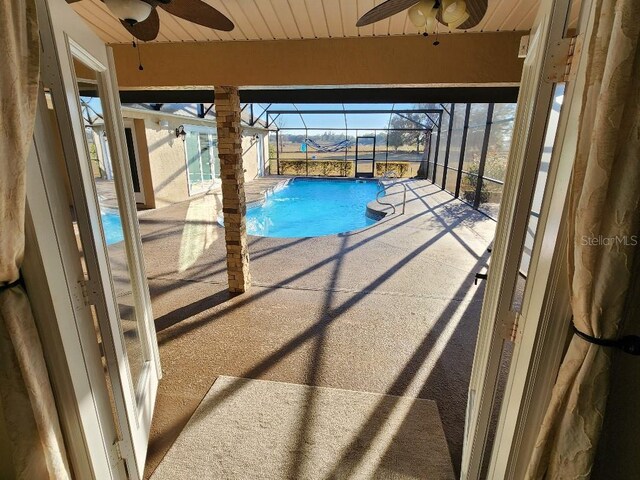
(214, 86), (251, 293)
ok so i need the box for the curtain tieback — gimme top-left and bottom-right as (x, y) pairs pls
(0, 276), (23, 293)
(573, 323), (640, 356)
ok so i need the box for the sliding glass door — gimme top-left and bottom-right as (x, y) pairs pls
(185, 126), (219, 195)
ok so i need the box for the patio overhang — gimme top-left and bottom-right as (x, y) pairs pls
(117, 86), (520, 105)
(111, 32), (525, 90)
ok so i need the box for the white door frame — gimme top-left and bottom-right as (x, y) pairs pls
(183, 123), (218, 195)
(486, 0), (596, 476)
(257, 133), (265, 177)
(460, 0), (579, 477)
(25, 88), (124, 480)
(30, 0), (161, 478)
(462, 0), (598, 477)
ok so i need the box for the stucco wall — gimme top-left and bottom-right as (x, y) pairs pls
(142, 121), (191, 208)
(132, 118), (155, 208)
(48, 103), (269, 210)
(123, 108), (216, 208)
(122, 108), (269, 209)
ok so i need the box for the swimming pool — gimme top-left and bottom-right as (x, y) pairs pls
(244, 178), (382, 238)
(102, 210), (124, 245)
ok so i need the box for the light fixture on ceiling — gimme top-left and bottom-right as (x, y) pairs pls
(104, 0), (152, 25)
(175, 125), (187, 141)
(408, 0), (438, 34)
(357, 0), (484, 32)
(441, 0), (470, 29)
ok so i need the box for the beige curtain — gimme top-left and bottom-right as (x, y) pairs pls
(0, 0), (71, 478)
(526, 0), (640, 478)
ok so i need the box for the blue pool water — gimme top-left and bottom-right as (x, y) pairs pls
(244, 178), (382, 238)
(102, 210), (124, 245)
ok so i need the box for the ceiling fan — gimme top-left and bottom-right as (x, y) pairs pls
(67, 0), (234, 41)
(357, 0), (488, 33)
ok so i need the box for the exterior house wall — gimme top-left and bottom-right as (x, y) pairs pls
(121, 107), (269, 209)
(132, 118), (155, 208)
(46, 103), (269, 211)
(143, 121), (191, 208)
(122, 108), (215, 209)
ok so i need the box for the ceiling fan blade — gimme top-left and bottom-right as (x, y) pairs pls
(120, 7), (160, 41)
(158, 0), (234, 32)
(356, 0), (420, 27)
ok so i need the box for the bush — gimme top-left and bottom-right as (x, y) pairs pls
(375, 162), (409, 178)
(277, 159), (353, 177)
(461, 163), (490, 204)
(310, 161), (333, 177)
(278, 160), (305, 175)
(482, 152), (509, 182)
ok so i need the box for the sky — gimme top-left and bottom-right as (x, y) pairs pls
(82, 97), (444, 133)
(252, 103), (437, 131)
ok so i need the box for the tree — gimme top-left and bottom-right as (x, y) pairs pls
(387, 126), (404, 152)
(490, 103), (517, 153)
(387, 113), (429, 153)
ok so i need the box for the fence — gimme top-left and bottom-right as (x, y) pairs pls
(425, 102), (516, 220)
(261, 103), (516, 219)
(264, 108), (441, 180)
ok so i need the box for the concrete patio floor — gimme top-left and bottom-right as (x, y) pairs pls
(138, 177), (496, 478)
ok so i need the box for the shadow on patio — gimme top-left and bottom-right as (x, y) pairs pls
(137, 178), (496, 478)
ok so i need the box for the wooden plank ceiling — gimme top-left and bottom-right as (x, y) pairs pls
(72, 0), (581, 44)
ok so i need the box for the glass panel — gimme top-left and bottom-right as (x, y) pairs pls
(436, 104), (451, 167)
(512, 84), (564, 310)
(478, 178), (504, 219)
(447, 103), (467, 169)
(199, 132), (213, 181)
(445, 167), (458, 194)
(486, 103), (517, 182)
(519, 86), (563, 276)
(278, 129), (308, 176)
(435, 162), (445, 188)
(356, 136), (375, 175)
(459, 172), (478, 205)
(462, 104), (489, 175)
(428, 130), (438, 164)
(72, 57), (146, 397)
(46, 86), (122, 436)
(211, 132), (220, 178)
(374, 131), (388, 166)
(185, 131), (202, 187)
(184, 129), (217, 192)
(124, 128), (140, 193)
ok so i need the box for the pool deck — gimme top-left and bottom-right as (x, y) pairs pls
(138, 176), (497, 478)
